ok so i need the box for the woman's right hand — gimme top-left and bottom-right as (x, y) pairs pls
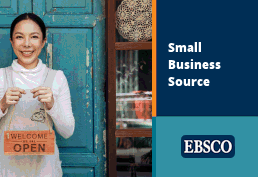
(0, 87), (26, 113)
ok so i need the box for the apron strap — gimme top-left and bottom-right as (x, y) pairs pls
(5, 66), (15, 88)
(43, 68), (57, 88)
(5, 66), (16, 135)
(42, 68), (57, 134)
(3, 68), (7, 90)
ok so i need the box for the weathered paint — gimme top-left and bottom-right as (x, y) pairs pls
(46, 43), (52, 68)
(91, 67), (93, 78)
(95, 134), (99, 149)
(31, 0), (106, 176)
(96, 15), (105, 22)
(86, 48), (90, 67)
(92, 20), (97, 27)
(11, 0), (107, 176)
(103, 130), (106, 158)
(93, 13), (106, 176)
(0, 3), (99, 172)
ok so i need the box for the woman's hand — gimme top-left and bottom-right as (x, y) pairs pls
(0, 87), (26, 113)
(31, 86), (54, 110)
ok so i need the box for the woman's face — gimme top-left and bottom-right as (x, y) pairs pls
(10, 19), (46, 69)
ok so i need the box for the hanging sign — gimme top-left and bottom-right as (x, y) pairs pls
(4, 130), (55, 155)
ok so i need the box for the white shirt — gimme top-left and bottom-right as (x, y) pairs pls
(0, 59), (75, 139)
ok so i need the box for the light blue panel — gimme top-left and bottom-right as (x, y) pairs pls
(153, 117), (156, 177)
(34, 0), (94, 27)
(0, 29), (13, 68)
(60, 153), (98, 167)
(19, 0), (32, 13)
(40, 15), (96, 27)
(63, 167), (94, 177)
(0, 0), (11, 7)
(38, 42), (47, 64)
(46, 0), (92, 14)
(46, 28), (93, 153)
(155, 116), (258, 177)
(53, 0), (86, 8)
(0, 0), (17, 15)
(0, 0), (32, 27)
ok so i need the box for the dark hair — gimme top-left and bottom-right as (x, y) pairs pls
(10, 13), (46, 40)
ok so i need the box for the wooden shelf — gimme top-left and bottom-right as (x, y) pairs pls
(117, 163), (152, 172)
(115, 42), (152, 50)
(116, 128), (152, 137)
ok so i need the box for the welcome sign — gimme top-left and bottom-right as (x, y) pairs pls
(4, 130), (55, 155)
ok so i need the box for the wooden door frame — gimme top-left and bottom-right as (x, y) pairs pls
(106, 0), (153, 176)
(106, 0), (117, 176)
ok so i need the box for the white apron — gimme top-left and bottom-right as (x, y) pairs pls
(0, 66), (62, 177)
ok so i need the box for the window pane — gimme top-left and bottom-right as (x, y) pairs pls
(117, 137), (152, 177)
(116, 50), (152, 129)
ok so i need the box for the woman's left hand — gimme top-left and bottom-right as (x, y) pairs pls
(31, 86), (54, 110)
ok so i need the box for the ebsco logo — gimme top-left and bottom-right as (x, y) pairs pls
(181, 135), (235, 158)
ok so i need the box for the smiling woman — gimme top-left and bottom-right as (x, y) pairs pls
(10, 13), (47, 70)
(0, 13), (75, 177)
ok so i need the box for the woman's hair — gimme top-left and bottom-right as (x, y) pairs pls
(10, 13), (46, 40)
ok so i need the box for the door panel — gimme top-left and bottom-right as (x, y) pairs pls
(34, 0), (106, 176)
(47, 0), (92, 14)
(0, 0), (31, 26)
(44, 28), (94, 152)
(63, 167), (94, 177)
(0, 0), (18, 14)
(0, 0), (105, 176)
(34, 0), (94, 27)
(0, 29), (13, 67)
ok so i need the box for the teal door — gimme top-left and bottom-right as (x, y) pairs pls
(0, 0), (106, 176)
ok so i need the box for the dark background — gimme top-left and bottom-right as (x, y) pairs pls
(157, 0), (258, 115)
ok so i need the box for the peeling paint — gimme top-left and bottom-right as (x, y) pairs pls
(89, 119), (91, 123)
(101, 0), (106, 18)
(103, 130), (106, 158)
(92, 20), (96, 27)
(52, 15), (55, 22)
(47, 43), (53, 68)
(95, 134), (99, 149)
(91, 67), (93, 78)
(96, 15), (105, 22)
(87, 102), (89, 108)
(86, 49), (90, 67)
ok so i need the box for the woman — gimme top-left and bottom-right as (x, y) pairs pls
(0, 13), (75, 177)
